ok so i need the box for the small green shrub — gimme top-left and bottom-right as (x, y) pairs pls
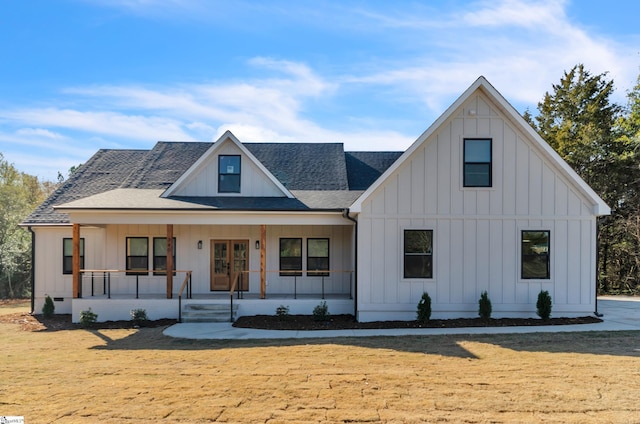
(416, 292), (432, 322)
(276, 305), (290, 318)
(536, 290), (552, 321)
(79, 308), (98, 327)
(130, 308), (149, 326)
(312, 301), (330, 321)
(42, 295), (55, 317)
(478, 291), (492, 321)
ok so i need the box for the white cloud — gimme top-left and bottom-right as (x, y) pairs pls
(3, 109), (194, 142)
(462, 0), (567, 30)
(15, 128), (66, 139)
(0, 130), (96, 181)
(340, 0), (638, 112)
(57, 58), (337, 143)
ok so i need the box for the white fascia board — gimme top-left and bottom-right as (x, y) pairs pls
(19, 222), (71, 228)
(65, 210), (354, 226)
(162, 130), (294, 198)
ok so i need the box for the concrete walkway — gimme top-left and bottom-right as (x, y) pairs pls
(163, 297), (640, 340)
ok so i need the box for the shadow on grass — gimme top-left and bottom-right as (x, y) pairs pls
(85, 325), (640, 359)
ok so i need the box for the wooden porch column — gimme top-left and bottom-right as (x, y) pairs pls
(72, 223), (81, 298)
(166, 224), (173, 299)
(260, 224), (266, 299)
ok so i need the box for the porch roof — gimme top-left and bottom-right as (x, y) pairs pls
(53, 188), (365, 211)
(22, 139), (400, 226)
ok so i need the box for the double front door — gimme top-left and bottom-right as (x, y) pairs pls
(210, 240), (249, 291)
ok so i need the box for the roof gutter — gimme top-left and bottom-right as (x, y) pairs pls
(342, 209), (358, 320)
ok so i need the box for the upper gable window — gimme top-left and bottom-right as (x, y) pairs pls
(463, 139), (492, 187)
(218, 155), (241, 193)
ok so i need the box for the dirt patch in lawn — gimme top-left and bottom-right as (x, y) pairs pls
(0, 310), (177, 332)
(233, 314), (602, 330)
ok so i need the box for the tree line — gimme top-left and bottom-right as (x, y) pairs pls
(0, 154), (55, 298)
(2, 64), (640, 298)
(525, 64), (640, 294)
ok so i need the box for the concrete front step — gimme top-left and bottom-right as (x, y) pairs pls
(181, 303), (238, 323)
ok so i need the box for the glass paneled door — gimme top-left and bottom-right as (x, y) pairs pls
(210, 240), (249, 291)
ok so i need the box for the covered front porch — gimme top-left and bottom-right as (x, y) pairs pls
(65, 209), (356, 322)
(73, 268), (354, 322)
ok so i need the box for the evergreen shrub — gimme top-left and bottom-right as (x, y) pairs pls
(42, 295), (55, 317)
(417, 292), (432, 322)
(478, 291), (492, 321)
(536, 290), (552, 321)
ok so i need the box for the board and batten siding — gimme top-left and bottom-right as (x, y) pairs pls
(32, 226), (106, 314)
(171, 139), (284, 197)
(357, 93), (598, 321)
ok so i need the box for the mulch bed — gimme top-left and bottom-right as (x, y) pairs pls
(0, 310), (602, 332)
(233, 314), (603, 331)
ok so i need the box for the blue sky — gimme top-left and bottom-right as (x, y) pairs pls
(1, 0), (639, 181)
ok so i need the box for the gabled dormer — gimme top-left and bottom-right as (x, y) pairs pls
(162, 131), (294, 198)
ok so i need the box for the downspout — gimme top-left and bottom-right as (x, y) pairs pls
(594, 216), (605, 317)
(342, 209), (358, 320)
(28, 227), (35, 314)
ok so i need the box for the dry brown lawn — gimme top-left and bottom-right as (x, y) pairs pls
(2, 301), (640, 423)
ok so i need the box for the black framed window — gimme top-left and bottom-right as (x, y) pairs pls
(218, 155), (241, 193)
(521, 231), (550, 279)
(153, 237), (176, 276)
(464, 138), (492, 187)
(63, 238), (84, 274)
(126, 237), (148, 275)
(307, 238), (329, 276)
(280, 238), (302, 276)
(404, 230), (433, 279)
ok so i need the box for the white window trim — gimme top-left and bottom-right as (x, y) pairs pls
(459, 135), (496, 191)
(518, 228), (553, 282)
(400, 227), (435, 281)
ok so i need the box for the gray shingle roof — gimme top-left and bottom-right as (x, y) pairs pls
(123, 142), (211, 189)
(345, 151), (403, 190)
(245, 143), (349, 190)
(23, 141), (402, 225)
(23, 149), (148, 225)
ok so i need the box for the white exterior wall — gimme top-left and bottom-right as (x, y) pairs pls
(32, 222), (354, 319)
(357, 93), (598, 321)
(100, 223), (353, 296)
(32, 226), (106, 314)
(172, 139), (284, 197)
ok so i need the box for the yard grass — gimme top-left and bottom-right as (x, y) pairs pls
(2, 302), (640, 423)
(0, 298), (30, 315)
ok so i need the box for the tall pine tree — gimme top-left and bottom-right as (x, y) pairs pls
(533, 64), (621, 201)
(529, 65), (640, 294)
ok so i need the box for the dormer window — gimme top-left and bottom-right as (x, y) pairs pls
(219, 155), (241, 193)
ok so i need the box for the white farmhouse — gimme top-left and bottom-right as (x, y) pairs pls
(22, 77), (609, 323)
